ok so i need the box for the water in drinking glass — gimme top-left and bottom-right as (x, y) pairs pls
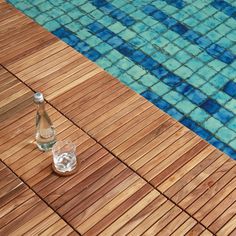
(54, 152), (77, 172)
(52, 141), (77, 173)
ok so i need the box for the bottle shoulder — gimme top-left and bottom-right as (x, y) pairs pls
(36, 111), (54, 127)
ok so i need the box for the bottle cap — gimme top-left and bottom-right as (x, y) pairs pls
(34, 92), (44, 103)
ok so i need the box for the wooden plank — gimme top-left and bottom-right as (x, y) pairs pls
(158, 145), (218, 192)
(190, 168), (236, 218)
(56, 164), (129, 216)
(6, 40), (68, 73)
(113, 194), (166, 235)
(100, 190), (159, 235)
(111, 113), (172, 156)
(0, 161), (77, 235)
(40, 219), (77, 236)
(0, 4), (57, 65)
(201, 189), (236, 227)
(178, 160), (235, 208)
(171, 221), (208, 236)
(163, 149), (224, 198)
(82, 184), (154, 235)
(208, 201), (236, 234)
(216, 214), (236, 236)
(131, 130), (193, 172)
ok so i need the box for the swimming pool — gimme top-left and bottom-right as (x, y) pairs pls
(7, 0), (236, 159)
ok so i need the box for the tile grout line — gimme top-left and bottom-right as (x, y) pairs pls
(1, 63), (215, 235)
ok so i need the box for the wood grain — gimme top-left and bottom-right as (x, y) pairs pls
(1, 2), (236, 235)
(0, 161), (77, 235)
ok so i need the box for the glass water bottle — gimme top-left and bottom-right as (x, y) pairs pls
(34, 92), (56, 151)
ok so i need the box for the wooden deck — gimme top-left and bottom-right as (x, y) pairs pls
(0, 2), (236, 235)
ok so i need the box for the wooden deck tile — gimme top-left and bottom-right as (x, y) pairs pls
(0, 161), (77, 235)
(1, 2), (236, 235)
(0, 63), (210, 235)
(38, 49), (234, 235)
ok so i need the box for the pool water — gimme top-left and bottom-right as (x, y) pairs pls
(7, 0), (236, 159)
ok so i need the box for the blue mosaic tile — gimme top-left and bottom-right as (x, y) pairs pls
(228, 117), (236, 132)
(119, 73), (135, 85)
(223, 147), (236, 160)
(84, 49), (101, 61)
(213, 108), (234, 124)
(223, 81), (236, 98)
(200, 83), (218, 96)
(229, 139), (236, 150)
(141, 90), (159, 102)
(190, 108), (210, 123)
(163, 74), (181, 87)
(116, 58), (133, 70)
(152, 81), (171, 96)
(44, 20), (60, 31)
(186, 89), (207, 105)
(208, 137), (225, 149)
(163, 17), (178, 28)
(176, 82), (193, 95)
(225, 99), (236, 114)
(107, 66), (123, 77)
(176, 99), (196, 114)
(154, 98), (171, 111)
(200, 99), (221, 115)
(97, 29), (114, 41)
(108, 22), (126, 33)
(142, 5), (235, 64)
(143, 5), (156, 15)
(107, 36), (124, 48)
(87, 21), (104, 33)
(166, 108), (184, 121)
(216, 127), (236, 143)
(166, 0), (185, 9)
(129, 81), (147, 94)
(195, 36), (212, 49)
(130, 51), (146, 63)
(211, 0), (236, 19)
(181, 118), (211, 140)
(9, 0), (236, 159)
(129, 37), (146, 47)
(209, 74), (228, 89)
(171, 23), (188, 35)
(96, 57), (112, 69)
(212, 91), (231, 105)
(221, 66), (235, 80)
(139, 74), (158, 87)
(152, 67), (169, 78)
(140, 57), (159, 71)
(203, 117), (223, 133)
(127, 65), (146, 78)
(163, 91), (183, 105)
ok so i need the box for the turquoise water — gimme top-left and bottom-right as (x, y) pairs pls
(7, 0), (236, 159)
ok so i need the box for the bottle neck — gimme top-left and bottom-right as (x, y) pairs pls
(36, 101), (46, 115)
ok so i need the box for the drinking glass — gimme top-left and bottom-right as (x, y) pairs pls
(52, 140), (77, 173)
